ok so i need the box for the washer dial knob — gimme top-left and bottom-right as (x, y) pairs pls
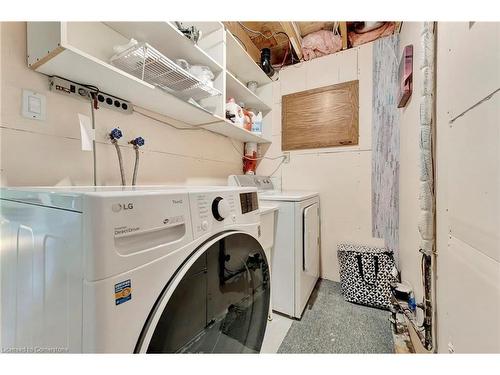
(212, 197), (229, 221)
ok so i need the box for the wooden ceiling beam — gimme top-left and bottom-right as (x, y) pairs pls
(223, 22), (262, 63)
(339, 22), (348, 50)
(279, 22), (303, 60)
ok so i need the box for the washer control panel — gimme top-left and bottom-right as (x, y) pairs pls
(239, 191), (259, 214)
(212, 196), (230, 221)
(189, 188), (259, 238)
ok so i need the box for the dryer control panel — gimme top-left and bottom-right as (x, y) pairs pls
(228, 175), (275, 191)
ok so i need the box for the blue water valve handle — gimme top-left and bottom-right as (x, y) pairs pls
(110, 128), (123, 140)
(130, 137), (145, 147)
(408, 296), (417, 312)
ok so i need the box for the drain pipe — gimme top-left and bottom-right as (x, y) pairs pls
(109, 128), (126, 186)
(129, 137), (145, 186)
(416, 21), (437, 352)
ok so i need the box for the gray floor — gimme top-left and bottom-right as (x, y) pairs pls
(277, 279), (394, 353)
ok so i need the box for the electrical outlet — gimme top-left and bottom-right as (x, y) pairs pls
(283, 152), (290, 164)
(48, 76), (133, 114)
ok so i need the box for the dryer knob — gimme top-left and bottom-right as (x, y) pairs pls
(212, 197), (229, 221)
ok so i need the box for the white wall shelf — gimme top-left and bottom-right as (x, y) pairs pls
(202, 119), (271, 144)
(225, 71), (272, 114)
(27, 22), (273, 144)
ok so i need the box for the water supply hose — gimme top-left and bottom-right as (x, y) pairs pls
(110, 128), (126, 186)
(129, 137), (145, 186)
(132, 147), (139, 186)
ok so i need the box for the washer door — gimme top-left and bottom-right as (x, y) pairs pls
(136, 231), (270, 353)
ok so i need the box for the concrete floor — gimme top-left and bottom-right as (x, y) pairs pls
(262, 279), (394, 353)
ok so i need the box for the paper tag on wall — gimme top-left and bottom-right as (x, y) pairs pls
(78, 113), (95, 151)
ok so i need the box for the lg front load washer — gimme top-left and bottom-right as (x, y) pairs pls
(0, 186), (270, 353)
(228, 176), (320, 319)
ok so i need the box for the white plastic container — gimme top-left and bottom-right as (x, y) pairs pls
(226, 98), (245, 127)
(251, 112), (263, 134)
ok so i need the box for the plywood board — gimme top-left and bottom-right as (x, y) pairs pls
(241, 21), (284, 48)
(222, 22), (261, 63)
(238, 21), (289, 65)
(297, 22), (336, 36)
(282, 80), (359, 150)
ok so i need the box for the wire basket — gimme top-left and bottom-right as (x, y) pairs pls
(110, 42), (221, 101)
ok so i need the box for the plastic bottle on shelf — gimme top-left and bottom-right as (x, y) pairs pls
(251, 112), (263, 134)
(242, 110), (252, 132)
(226, 98), (244, 127)
(239, 102), (253, 132)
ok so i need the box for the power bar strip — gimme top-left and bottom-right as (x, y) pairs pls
(48, 76), (133, 115)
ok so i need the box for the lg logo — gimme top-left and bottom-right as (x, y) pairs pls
(111, 203), (134, 212)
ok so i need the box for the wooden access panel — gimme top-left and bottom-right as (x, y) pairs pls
(282, 80), (359, 150)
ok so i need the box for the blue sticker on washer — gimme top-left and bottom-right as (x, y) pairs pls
(115, 279), (132, 305)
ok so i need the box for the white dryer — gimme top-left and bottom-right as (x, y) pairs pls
(228, 176), (320, 319)
(0, 186), (270, 353)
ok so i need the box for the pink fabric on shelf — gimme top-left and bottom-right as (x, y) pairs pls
(348, 22), (396, 47)
(301, 30), (342, 61)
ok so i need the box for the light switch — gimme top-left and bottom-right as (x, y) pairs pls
(22, 89), (46, 120)
(28, 95), (42, 114)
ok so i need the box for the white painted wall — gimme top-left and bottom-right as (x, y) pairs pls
(398, 22), (500, 353)
(435, 22), (500, 353)
(257, 44), (384, 282)
(0, 22), (243, 187)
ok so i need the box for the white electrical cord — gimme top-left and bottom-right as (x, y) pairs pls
(89, 96), (97, 186)
(333, 22), (339, 36)
(268, 158), (286, 177)
(133, 108), (205, 131)
(237, 22), (288, 42)
(229, 139), (287, 176)
(229, 139), (286, 161)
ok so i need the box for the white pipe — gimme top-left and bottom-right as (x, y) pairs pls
(89, 97), (97, 186)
